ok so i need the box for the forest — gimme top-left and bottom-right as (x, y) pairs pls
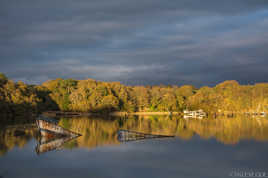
(0, 72), (268, 118)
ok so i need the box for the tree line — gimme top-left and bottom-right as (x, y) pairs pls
(0, 73), (57, 117)
(0, 72), (268, 117)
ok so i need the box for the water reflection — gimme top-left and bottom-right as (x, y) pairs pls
(35, 134), (80, 154)
(1, 115), (268, 156)
(0, 122), (37, 156)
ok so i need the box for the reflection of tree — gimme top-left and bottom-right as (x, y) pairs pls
(1, 115), (268, 156)
(0, 125), (37, 156)
(58, 117), (121, 149)
(58, 115), (268, 149)
(183, 116), (268, 144)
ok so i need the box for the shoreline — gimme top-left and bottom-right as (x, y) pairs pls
(42, 111), (183, 117)
(42, 110), (267, 118)
(110, 111), (182, 116)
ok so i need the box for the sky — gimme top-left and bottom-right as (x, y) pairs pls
(1, 0), (268, 87)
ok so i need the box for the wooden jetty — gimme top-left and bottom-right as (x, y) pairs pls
(183, 109), (207, 119)
(117, 130), (174, 142)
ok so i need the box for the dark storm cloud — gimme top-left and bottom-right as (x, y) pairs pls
(1, 0), (268, 86)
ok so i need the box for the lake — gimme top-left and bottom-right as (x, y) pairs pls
(1, 115), (268, 178)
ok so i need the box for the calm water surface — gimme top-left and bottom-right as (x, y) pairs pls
(1, 115), (268, 178)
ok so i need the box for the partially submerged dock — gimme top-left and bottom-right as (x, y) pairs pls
(117, 130), (174, 142)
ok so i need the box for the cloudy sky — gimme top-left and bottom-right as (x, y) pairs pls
(1, 0), (268, 87)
